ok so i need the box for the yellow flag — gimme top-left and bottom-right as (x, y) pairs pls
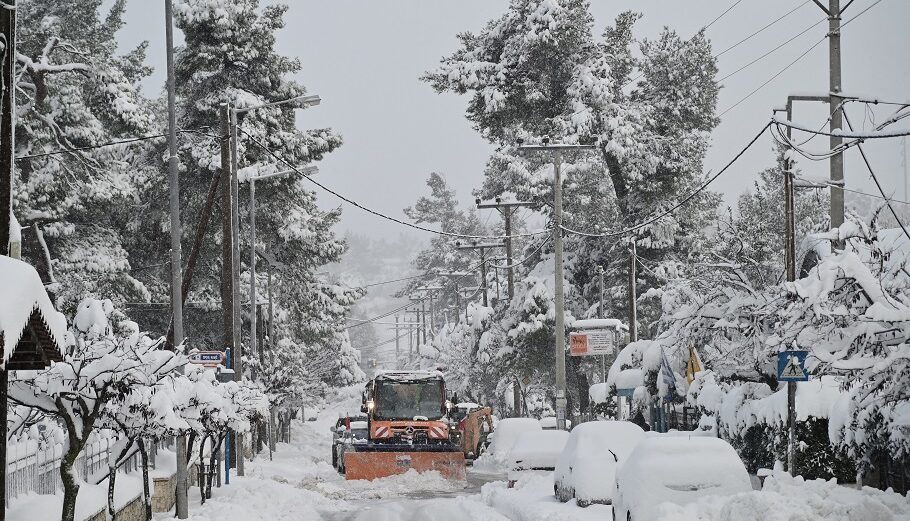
(686, 346), (703, 384)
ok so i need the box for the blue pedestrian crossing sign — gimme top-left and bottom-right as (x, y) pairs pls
(777, 350), (810, 382)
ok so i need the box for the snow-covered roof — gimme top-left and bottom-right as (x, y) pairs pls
(571, 318), (629, 331)
(0, 256), (66, 369)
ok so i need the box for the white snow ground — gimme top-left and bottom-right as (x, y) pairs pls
(153, 385), (910, 521)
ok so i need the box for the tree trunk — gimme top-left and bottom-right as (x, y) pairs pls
(138, 439), (152, 521)
(107, 439), (133, 521)
(206, 435), (222, 500)
(60, 450), (81, 521)
(166, 168), (223, 347)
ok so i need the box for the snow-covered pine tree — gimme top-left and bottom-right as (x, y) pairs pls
(400, 173), (489, 315)
(424, 2), (722, 411)
(13, 0), (156, 313)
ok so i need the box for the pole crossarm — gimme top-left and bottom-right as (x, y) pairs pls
(517, 143), (597, 152)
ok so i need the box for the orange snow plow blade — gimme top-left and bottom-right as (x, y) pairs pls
(344, 451), (466, 481)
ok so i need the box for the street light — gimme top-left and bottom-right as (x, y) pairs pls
(228, 93), (320, 476)
(249, 164), (318, 381)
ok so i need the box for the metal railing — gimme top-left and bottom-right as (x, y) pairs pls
(5, 435), (146, 503)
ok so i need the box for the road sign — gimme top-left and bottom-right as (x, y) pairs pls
(189, 351), (225, 367)
(569, 330), (616, 357)
(777, 350), (809, 382)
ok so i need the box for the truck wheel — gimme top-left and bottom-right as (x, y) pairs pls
(331, 448), (337, 468)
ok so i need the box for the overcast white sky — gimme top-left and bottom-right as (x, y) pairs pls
(113, 0), (910, 240)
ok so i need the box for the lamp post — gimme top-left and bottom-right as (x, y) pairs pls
(249, 165), (317, 378)
(229, 93), (320, 474)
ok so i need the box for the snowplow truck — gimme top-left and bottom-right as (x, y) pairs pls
(343, 371), (466, 481)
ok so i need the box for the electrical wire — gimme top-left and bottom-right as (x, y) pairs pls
(360, 273), (433, 289)
(237, 127), (550, 241)
(719, 37), (827, 117)
(561, 123), (771, 238)
(489, 236), (551, 269)
(714, 1), (812, 59)
(716, 17), (826, 84)
(14, 129), (219, 160)
(718, 0), (883, 118)
(842, 111), (910, 244)
(621, 0), (747, 89)
(704, 0), (745, 31)
(773, 116), (910, 140)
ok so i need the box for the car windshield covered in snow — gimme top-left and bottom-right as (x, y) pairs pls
(374, 379), (445, 420)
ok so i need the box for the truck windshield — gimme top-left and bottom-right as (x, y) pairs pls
(375, 380), (444, 420)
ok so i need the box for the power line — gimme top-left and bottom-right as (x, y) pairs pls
(561, 123), (771, 238)
(716, 17), (826, 84)
(361, 273), (432, 289)
(489, 236), (551, 270)
(237, 127), (550, 241)
(719, 37), (826, 117)
(715, 1), (812, 59)
(704, 0), (745, 31)
(343, 301), (418, 330)
(718, 0), (883, 117)
(842, 111), (910, 244)
(622, 0), (747, 89)
(14, 129), (218, 160)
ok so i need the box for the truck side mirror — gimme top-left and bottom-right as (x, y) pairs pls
(329, 426), (336, 433)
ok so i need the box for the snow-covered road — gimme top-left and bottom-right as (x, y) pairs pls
(158, 387), (573, 521)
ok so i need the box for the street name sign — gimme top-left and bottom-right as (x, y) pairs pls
(189, 351), (225, 367)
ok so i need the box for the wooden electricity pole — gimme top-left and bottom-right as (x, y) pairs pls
(476, 198), (537, 299)
(456, 241), (504, 307)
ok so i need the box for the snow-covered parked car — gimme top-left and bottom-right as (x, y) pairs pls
(481, 417), (542, 465)
(506, 430), (570, 488)
(554, 421), (645, 507)
(613, 436), (752, 521)
(538, 416), (572, 430)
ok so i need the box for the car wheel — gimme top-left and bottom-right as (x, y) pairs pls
(331, 447), (337, 468)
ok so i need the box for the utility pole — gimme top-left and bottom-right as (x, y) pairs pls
(476, 198), (537, 299)
(405, 305), (424, 348)
(0, 3), (15, 519)
(250, 175), (259, 382)
(456, 241), (504, 307)
(218, 104), (237, 479)
(774, 102), (804, 476)
(518, 139), (596, 430)
(629, 242), (638, 343)
(596, 265), (607, 383)
(438, 271), (472, 323)
(164, 0), (189, 516)
(394, 315), (400, 360)
(458, 287), (481, 324)
(229, 107), (244, 476)
(812, 0), (852, 229)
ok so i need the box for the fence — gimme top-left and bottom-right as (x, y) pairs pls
(5, 436), (145, 503)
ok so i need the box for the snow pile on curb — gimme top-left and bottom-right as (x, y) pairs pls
(481, 473), (611, 521)
(654, 470), (910, 521)
(300, 469), (465, 500)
